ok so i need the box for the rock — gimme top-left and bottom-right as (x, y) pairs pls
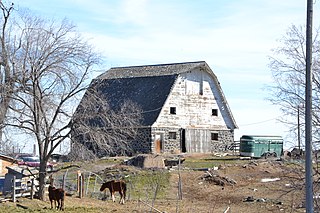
(201, 171), (236, 186)
(256, 198), (266, 202)
(244, 196), (255, 202)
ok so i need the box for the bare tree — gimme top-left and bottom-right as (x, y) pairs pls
(0, 2), (17, 152)
(70, 83), (143, 159)
(0, 3), (143, 200)
(268, 24), (320, 149)
(0, 5), (101, 199)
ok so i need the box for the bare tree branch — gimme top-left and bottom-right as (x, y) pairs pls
(70, 83), (143, 159)
(267, 24), (320, 148)
(0, 5), (101, 200)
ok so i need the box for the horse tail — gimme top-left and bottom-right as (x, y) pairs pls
(123, 182), (127, 198)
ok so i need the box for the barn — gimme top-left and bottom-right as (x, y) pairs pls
(72, 61), (238, 156)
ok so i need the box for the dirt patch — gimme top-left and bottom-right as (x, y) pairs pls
(124, 154), (166, 168)
(0, 155), (308, 213)
(174, 160), (305, 212)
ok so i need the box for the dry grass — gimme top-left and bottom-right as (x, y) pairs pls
(0, 154), (308, 212)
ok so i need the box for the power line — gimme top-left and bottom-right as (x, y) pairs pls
(140, 107), (162, 114)
(239, 117), (279, 126)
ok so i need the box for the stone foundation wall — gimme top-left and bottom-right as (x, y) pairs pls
(151, 127), (181, 153)
(210, 130), (234, 152)
(129, 128), (234, 154)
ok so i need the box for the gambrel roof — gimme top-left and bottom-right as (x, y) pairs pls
(90, 61), (237, 129)
(98, 61), (207, 79)
(90, 75), (177, 126)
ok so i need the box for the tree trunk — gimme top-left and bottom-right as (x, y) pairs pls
(0, 129), (2, 150)
(38, 162), (47, 200)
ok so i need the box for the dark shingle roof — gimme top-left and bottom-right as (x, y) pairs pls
(91, 74), (178, 126)
(97, 61), (208, 79)
(88, 61), (237, 129)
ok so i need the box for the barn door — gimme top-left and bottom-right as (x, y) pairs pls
(154, 133), (163, 153)
(185, 129), (210, 153)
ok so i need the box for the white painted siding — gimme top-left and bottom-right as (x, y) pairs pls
(153, 68), (231, 129)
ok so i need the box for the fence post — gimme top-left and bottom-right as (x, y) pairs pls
(12, 176), (16, 203)
(81, 174), (85, 197)
(178, 156), (182, 200)
(78, 172), (82, 198)
(77, 170), (81, 193)
(78, 172), (85, 198)
(30, 179), (34, 200)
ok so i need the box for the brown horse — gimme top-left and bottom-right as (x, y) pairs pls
(100, 180), (127, 204)
(48, 185), (65, 210)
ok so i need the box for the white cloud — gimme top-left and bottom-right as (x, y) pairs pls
(121, 0), (148, 25)
(13, 0), (317, 152)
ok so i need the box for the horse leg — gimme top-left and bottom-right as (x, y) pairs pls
(58, 199), (62, 210)
(60, 199), (64, 211)
(123, 190), (126, 204)
(119, 191), (123, 204)
(109, 189), (115, 202)
(112, 192), (115, 202)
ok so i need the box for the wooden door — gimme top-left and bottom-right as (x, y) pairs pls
(154, 134), (163, 153)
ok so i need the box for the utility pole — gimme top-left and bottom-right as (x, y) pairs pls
(298, 105), (301, 150)
(305, 0), (313, 212)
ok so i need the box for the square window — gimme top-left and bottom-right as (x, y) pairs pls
(212, 109), (218, 116)
(169, 132), (177, 139)
(211, 133), (218, 141)
(170, 107), (176, 114)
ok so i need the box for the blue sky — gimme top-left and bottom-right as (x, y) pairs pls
(13, 0), (318, 150)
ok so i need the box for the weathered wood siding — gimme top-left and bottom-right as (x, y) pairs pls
(154, 68), (232, 128)
(152, 67), (234, 153)
(184, 129), (211, 153)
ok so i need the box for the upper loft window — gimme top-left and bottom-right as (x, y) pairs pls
(170, 107), (176, 115)
(212, 109), (218, 116)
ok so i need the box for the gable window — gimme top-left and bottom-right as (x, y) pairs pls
(211, 132), (218, 141)
(212, 109), (218, 116)
(170, 107), (176, 115)
(169, 132), (177, 139)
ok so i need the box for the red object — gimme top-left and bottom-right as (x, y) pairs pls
(17, 156), (54, 170)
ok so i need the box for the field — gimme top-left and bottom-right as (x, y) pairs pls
(0, 154), (309, 212)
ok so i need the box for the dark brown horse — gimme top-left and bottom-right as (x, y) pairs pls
(100, 180), (127, 204)
(48, 185), (65, 210)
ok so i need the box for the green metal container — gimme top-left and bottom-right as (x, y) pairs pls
(239, 135), (283, 158)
